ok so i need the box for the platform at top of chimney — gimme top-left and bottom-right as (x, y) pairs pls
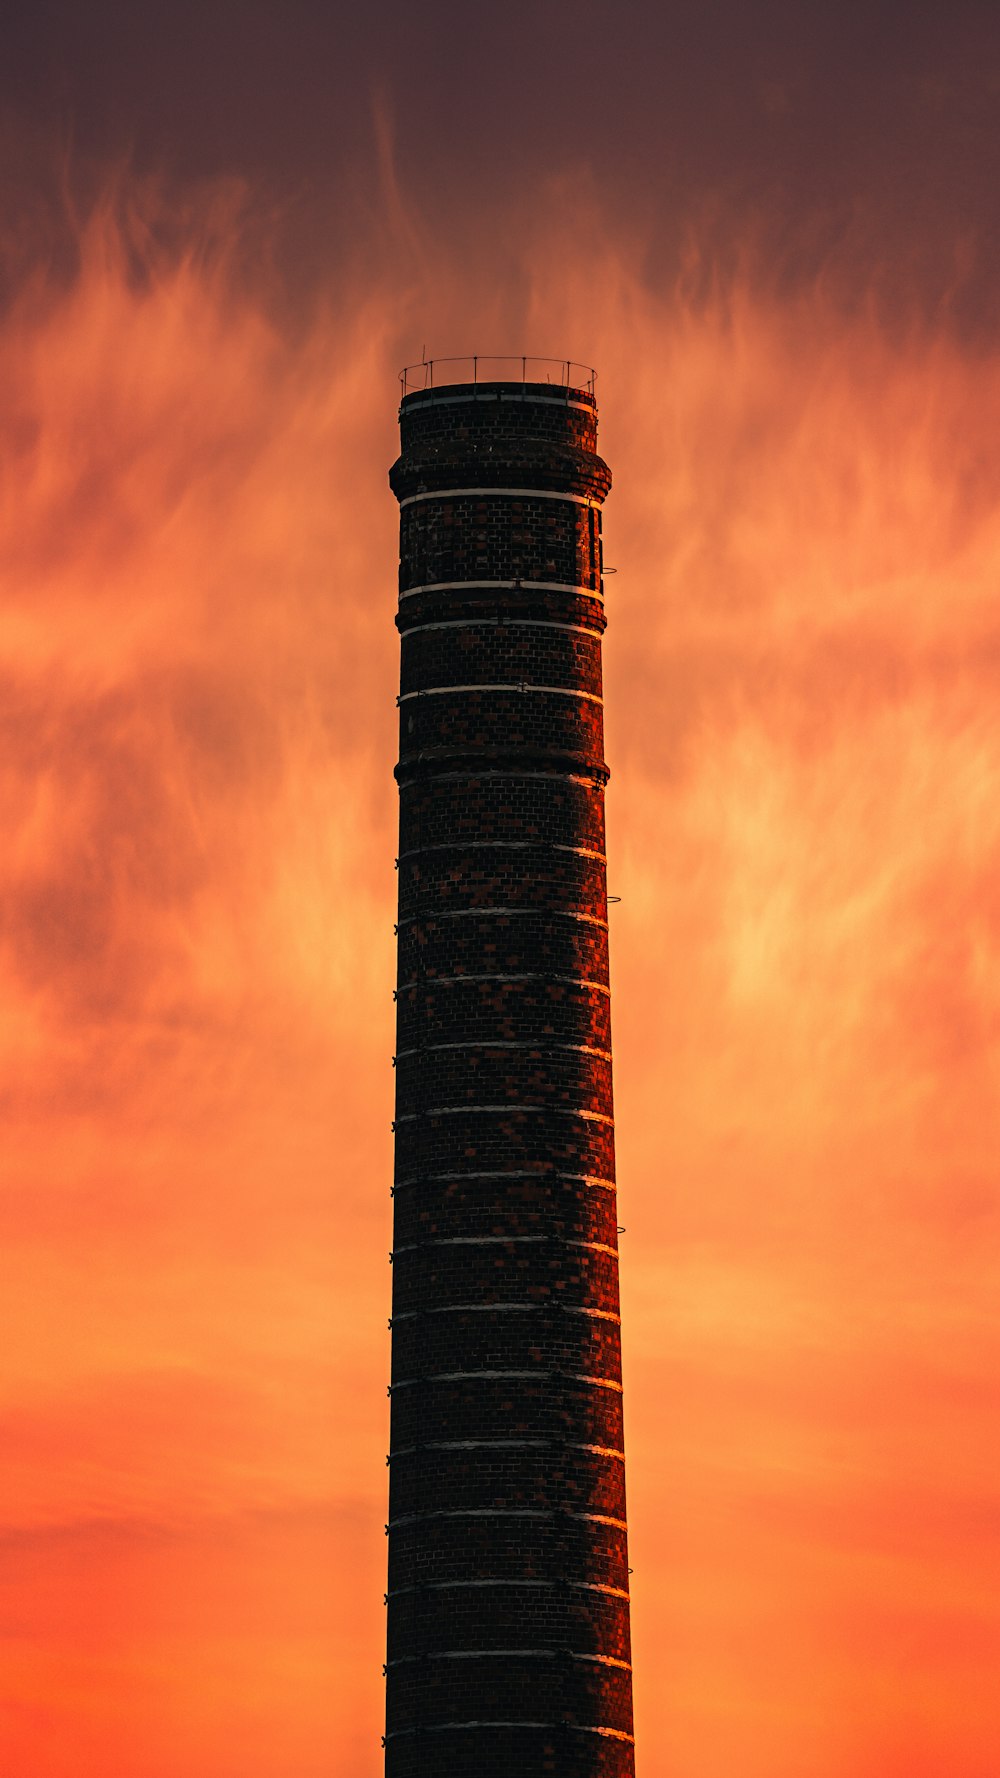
(398, 354), (596, 400)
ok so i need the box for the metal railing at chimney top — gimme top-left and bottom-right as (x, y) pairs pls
(399, 355), (597, 397)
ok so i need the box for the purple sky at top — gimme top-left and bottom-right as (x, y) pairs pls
(4, 0), (998, 338)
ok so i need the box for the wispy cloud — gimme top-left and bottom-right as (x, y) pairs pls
(1, 156), (997, 1778)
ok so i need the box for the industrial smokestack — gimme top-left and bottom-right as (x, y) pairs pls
(384, 359), (634, 1777)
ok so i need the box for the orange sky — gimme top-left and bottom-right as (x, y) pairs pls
(2, 48), (999, 1778)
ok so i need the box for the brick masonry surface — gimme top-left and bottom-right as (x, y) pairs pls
(386, 382), (634, 1776)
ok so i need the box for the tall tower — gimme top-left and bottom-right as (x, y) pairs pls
(385, 360), (634, 1777)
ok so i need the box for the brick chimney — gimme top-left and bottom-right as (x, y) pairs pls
(385, 365), (634, 1777)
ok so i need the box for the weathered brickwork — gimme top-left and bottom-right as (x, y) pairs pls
(396, 909), (611, 989)
(391, 1175), (619, 1249)
(387, 1656), (633, 1737)
(388, 1437), (627, 1521)
(397, 848), (608, 923)
(394, 1044), (614, 1117)
(386, 1728), (631, 1778)
(389, 1299), (624, 1387)
(392, 384), (601, 466)
(398, 493), (605, 593)
(386, 381), (633, 1775)
(388, 1514), (627, 1592)
(393, 1103), (617, 1182)
(399, 685), (605, 777)
(387, 1584), (629, 1664)
(399, 623), (603, 697)
(398, 770), (608, 852)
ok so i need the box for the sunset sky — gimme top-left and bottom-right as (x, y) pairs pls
(2, 5), (998, 1775)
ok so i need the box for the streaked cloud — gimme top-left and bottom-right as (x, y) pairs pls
(1, 136), (997, 1777)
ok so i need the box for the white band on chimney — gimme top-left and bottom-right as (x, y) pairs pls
(388, 1439), (624, 1461)
(391, 1169), (617, 1191)
(395, 972), (610, 995)
(386, 1578), (628, 1600)
(400, 387), (595, 414)
(393, 1041), (612, 1061)
(388, 1369), (622, 1392)
(392, 1105), (614, 1125)
(397, 682), (603, 705)
(387, 1508), (628, 1531)
(384, 1721), (634, 1743)
(398, 840), (606, 861)
(398, 577), (604, 604)
(402, 616), (604, 639)
(385, 1648), (632, 1670)
(399, 486), (601, 508)
(390, 1236), (618, 1257)
(396, 907), (608, 929)
(389, 1303), (620, 1324)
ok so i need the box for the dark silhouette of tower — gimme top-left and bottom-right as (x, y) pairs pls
(385, 360), (634, 1777)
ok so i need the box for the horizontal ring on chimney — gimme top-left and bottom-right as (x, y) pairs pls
(385, 1648), (632, 1669)
(384, 1721), (635, 1743)
(386, 1578), (629, 1600)
(394, 973), (610, 995)
(395, 908), (608, 930)
(387, 1509), (628, 1531)
(390, 1236), (617, 1255)
(397, 681), (603, 704)
(399, 770), (609, 794)
(393, 1041), (612, 1061)
(392, 1105), (614, 1125)
(389, 1303), (620, 1323)
(387, 1438), (625, 1461)
(398, 387), (595, 413)
(391, 1170), (617, 1191)
(388, 1369), (622, 1392)
(397, 840), (607, 861)
(398, 486), (604, 508)
(401, 616), (605, 638)
(398, 577), (604, 603)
